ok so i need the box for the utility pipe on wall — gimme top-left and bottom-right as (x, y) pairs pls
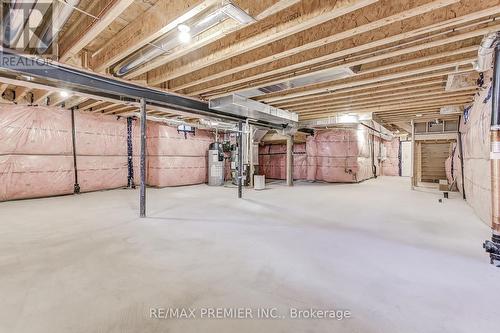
(139, 98), (147, 218)
(484, 42), (500, 265)
(286, 135), (293, 186)
(490, 45), (500, 234)
(238, 120), (243, 199)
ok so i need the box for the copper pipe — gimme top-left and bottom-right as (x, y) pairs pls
(491, 131), (500, 233)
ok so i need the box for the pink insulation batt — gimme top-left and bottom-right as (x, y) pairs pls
(146, 122), (214, 187)
(74, 111), (129, 192)
(382, 138), (400, 176)
(307, 127), (374, 183)
(0, 105), (74, 200)
(455, 78), (492, 225)
(258, 143), (307, 180)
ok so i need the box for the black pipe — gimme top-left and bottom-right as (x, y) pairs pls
(492, 44), (500, 127)
(139, 99), (147, 218)
(70, 107), (80, 194)
(127, 117), (135, 189)
(457, 115), (466, 199)
(238, 121), (243, 199)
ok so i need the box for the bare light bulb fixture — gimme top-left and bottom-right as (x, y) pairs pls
(60, 90), (70, 98)
(177, 24), (191, 43)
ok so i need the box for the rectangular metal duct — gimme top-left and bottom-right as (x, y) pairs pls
(209, 94), (298, 125)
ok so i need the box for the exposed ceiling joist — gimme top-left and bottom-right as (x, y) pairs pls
(147, 0), (379, 85)
(59, 0), (135, 62)
(173, 0), (466, 94)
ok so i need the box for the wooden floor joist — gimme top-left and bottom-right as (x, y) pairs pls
(1, 0), (495, 126)
(175, 0), (500, 96)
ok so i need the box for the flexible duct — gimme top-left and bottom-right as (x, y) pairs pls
(474, 32), (500, 72)
(1, 0), (37, 48)
(112, 8), (229, 77)
(36, 0), (80, 53)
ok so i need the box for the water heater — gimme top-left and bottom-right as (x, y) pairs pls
(208, 142), (225, 186)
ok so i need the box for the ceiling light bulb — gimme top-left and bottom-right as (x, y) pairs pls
(415, 114), (423, 117)
(177, 24), (191, 33)
(60, 90), (69, 98)
(178, 31), (191, 43)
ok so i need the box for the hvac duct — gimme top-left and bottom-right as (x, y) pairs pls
(474, 32), (500, 72)
(36, 0), (80, 53)
(209, 94), (298, 126)
(1, 0), (37, 48)
(111, 3), (255, 77)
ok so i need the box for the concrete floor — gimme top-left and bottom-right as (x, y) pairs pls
(1, 177), (499, 332)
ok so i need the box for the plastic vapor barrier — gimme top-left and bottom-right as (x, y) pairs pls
(257, 128), (398, 183)
(306, 127), (374, 183)
(382, 138), (400, 176)
(0, 105), (74, 200)
(457, 76), (492, 225)
(146, 122), (213, 187)
(0, 104), (216, 201)
(74, 111), (129, 192)
(258, 143), (307, 180)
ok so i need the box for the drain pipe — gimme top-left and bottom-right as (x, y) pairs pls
(484, 40), (500, 265)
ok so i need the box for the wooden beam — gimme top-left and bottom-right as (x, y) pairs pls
(277, 79), (447, 107)
(121, 0), (300, 79)
(257, 54), (477, 103)
(81, 101), (108, 111)
(295, 91), (475, 114)
(147, 0), (379, 85)
(0, 83), (8, 96)
(299, 97), (472, 119)
(173, 0), (467, 94)
(270, 67), (473, 105)
(289, 88), (477, 112)
(65, 97), (89, 110)
(191, 21), (496, 97)
(89, 102), (114, 113)
(48, 93), (71, 107)
(14, 87), (29, 102)
(59, 0), (135, 62)
(281, 81), (447, 108)
(89, 0), (220, 72)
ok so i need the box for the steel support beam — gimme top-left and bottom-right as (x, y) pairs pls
(286, 135), (293, 186)
(238, 121), (243, 199)
(70, 107), (80, 194)
(140, 98), (147, 218)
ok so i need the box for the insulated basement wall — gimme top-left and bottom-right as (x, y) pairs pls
(0, 105), (216, 201)
(74, 111), (129, 192)
(456, 75), (492, 225)
(0, 105), (74, 200)
(146, 122), (213, 187)
(306, 127), (374, 183)
(257, 129), (399, 182)
(381, 137), (400, 176)
(258, 143), (307, 180)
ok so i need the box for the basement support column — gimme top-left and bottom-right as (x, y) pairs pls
(139, 98), (147, 218)
(490, 44), (500, 235)
(286, 135), (293, 186)
(484, 42), (500, 265)
(70, 107), (80, 194)
(238, 120), (243, 199)
(411, 120), (415, 190)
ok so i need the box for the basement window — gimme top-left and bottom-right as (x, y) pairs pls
(177, 125), (195, 139)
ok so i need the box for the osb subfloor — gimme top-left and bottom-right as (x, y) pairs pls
(1, 177), (499, 333)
